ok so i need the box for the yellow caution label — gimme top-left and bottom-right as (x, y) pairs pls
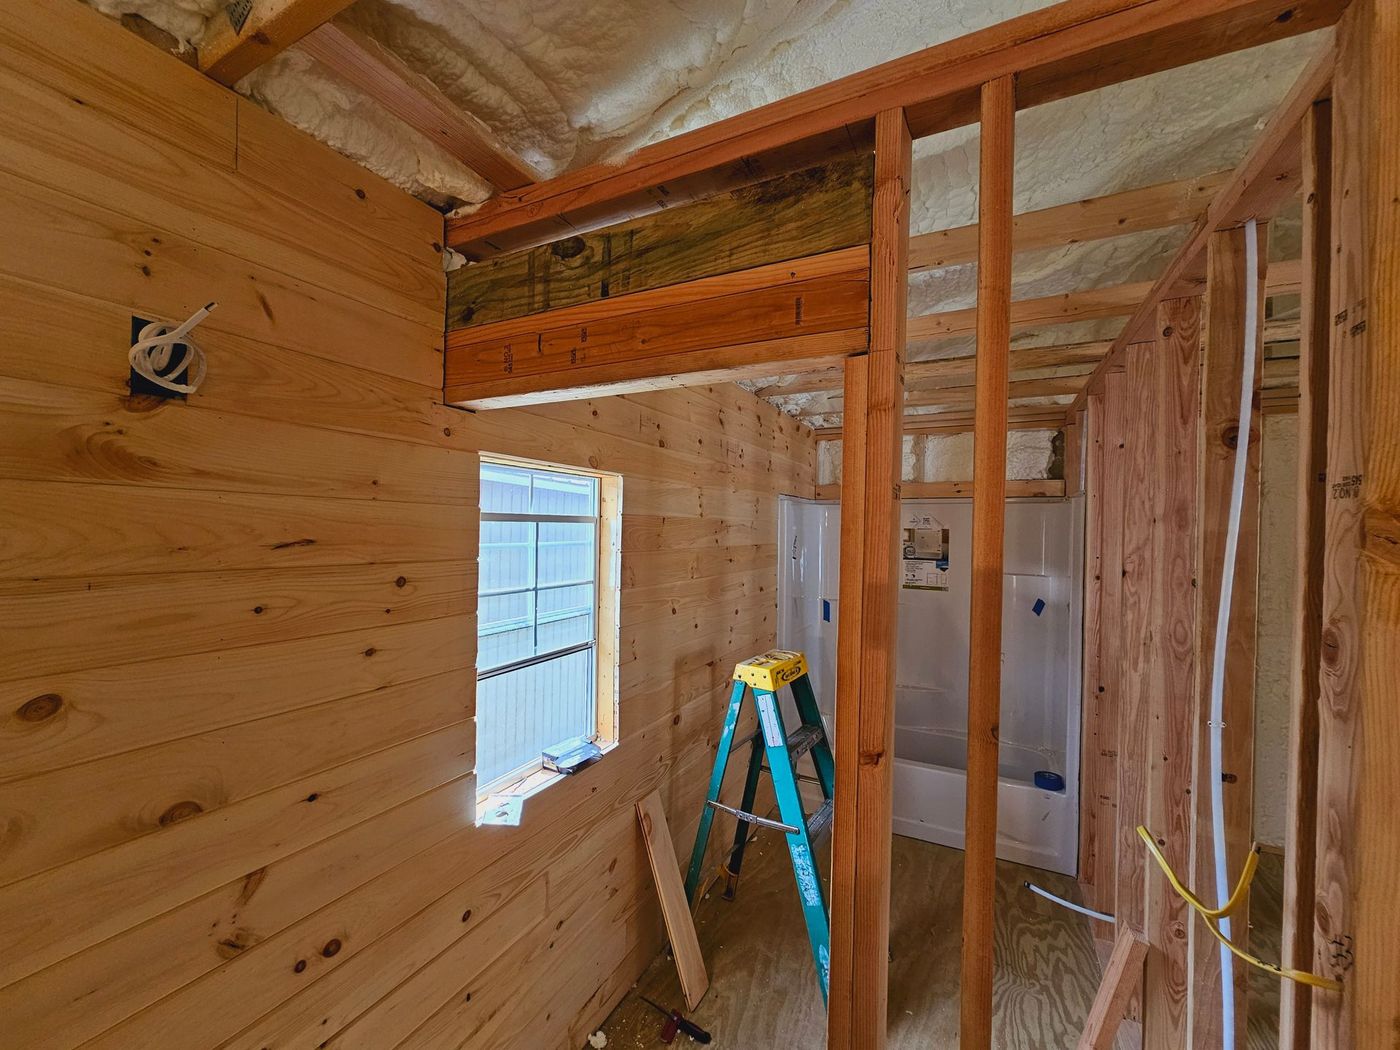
(733, 649), (808, 693)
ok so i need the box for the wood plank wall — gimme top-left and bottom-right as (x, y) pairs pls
(0, 3), (816, 1048)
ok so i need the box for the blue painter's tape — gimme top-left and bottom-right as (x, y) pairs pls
(1032, 597), (1046, 616)
(1035, 770), (1065, 792)
(822, 599), (831, 622)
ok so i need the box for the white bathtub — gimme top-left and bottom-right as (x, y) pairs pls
(890, 725), (1077, 875)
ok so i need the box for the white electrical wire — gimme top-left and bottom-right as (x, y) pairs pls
(1209, 218), (1261, 1050)
(128, 302), (215, 394)
(1022, 881), (1116, 924)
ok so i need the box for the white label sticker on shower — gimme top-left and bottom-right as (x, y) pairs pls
(901, 508), (950, 590)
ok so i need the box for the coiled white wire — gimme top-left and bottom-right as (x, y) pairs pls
(128, 302), (215, 394)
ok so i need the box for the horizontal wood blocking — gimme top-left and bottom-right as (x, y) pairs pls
(909, 169), (1229, 272)
(811, 405), (1068, 438)
(445, 0), (1342, 258)
(446, 248), (871, 408)
(447, 156), (873, 326)
(814, 479), (1065, 500)
(909, 259), (1301, 342)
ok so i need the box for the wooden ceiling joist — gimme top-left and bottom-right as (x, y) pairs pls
(445, 0), (1343, 257)
(299, 22), (540, 191)
(1068, 44), (1335, 416)
(908, 259), (1301, 343)
(811, 405), (1069, 441)
(198, 0), (356, 85)
(909, 170), (1229, 273)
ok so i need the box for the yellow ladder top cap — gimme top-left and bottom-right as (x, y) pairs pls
(733, 649), (808, 692)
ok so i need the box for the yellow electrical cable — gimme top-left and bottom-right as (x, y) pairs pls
(1136, 825), (1342, 992)
(1136, 825), (1259, 919)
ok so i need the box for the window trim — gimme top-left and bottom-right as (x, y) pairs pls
(475, 454), (622, 809)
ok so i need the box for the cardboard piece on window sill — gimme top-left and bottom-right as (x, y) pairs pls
(480, 795), (524, 826)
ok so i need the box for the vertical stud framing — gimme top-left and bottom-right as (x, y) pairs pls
(960, 74), (1014, 1050)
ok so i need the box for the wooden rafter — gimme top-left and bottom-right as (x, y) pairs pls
(909, 169), (1228, 272)
(445, 0), (1343, 256)
(198, 0), (356, 85)
(299, 21), (540, 191)
(909, 260), (1301, 343)
(1067, 43), (1335, 416)
(810, 405), (1069, 439)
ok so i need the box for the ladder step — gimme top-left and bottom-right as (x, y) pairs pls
(806, 798), (834, 842)
(786, 723), (824, 761)
(706, 799), (800, 835)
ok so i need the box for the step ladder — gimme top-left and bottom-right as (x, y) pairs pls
(684, 648), (835, 1001)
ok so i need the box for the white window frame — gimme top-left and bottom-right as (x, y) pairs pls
(475, 454), (621, 807)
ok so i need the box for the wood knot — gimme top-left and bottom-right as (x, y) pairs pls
(17, 693), (62, 722)
(294, 959), (307, 973)
(159, 800), (204, 826)
(461, 909), (473, 923)
(1320, 625), (1342, 667)
(216, 929), (253, 959)
(1221, 424), (1240, 450)
(395, 576), (407, 588)
(321, 938), (342, 958)
(551, 236), (586, 260)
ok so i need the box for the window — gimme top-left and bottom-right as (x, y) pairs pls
(475, 457), (620, 800)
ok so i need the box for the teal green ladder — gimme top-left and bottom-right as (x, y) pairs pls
(683, 648), (835, 1001)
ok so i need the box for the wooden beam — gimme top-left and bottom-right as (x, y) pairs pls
(809, 405), (1067, 439)
(1069, 44), (1335, 415)
(960, 75), (1014, 1050)
(1141, 297), (1201, 1049)
(800, 375), (1086, 417)
(198, 0), (356, 86)
(814, 478), (1064, 500)
(448, 158), (872, 320)
(1352, 2), (1400, 1044)
(827, 108), (910, 1050)
(298, 22), (539, 191)
(754, 339), (1108, 399)
(912, 280), (1151, 341)
(443, 248), (870, 407)
(910, 170), (1228, 272)
(1078, 933), (1149, 1050)
(1279, 97), (1331, 1050)
(1079, 374), (1130, 938)
(1116, 340), (1160, 949)
(445, 0), (1342, 257)
(910, 261), (1301, 343)
(1190, 226), (1266, 1048)
(1314, 1), (1398, 1042)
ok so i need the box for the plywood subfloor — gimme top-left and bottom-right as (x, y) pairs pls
(597, 833), (1103, 1048)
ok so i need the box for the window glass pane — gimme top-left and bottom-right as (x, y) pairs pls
(480, 462), (532, 514)
(476, 459), (605, 791)
(479, 520), (534, 594)
(475, 647), (596, 787)
(477, 591), (534, 671)
(531, 472), (597, 516)
(536, 582), (594, 652)
(536, 521), (595, 588)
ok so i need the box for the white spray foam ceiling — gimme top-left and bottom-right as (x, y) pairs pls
(86, 0), (1323, 428)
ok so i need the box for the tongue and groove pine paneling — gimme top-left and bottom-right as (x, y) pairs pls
(0, 4), (815, 1049)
